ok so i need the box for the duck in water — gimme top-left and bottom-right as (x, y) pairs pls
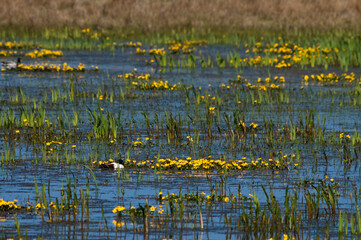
(99, 158), (125, 169)
(1, 58), (21, 69)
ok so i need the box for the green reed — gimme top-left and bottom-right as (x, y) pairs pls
(87, 107), (118, 139)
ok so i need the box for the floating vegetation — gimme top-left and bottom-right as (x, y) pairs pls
(132, 79), (184, 90)
(0, 49), (62, 58)
(0, 50), (24, 56)
(119, 69), (184, 90)
(233, 75), (286, 91)
(25, 49), (63, 58)
(118, 69), (151, 80)
(2, 62), (98, 72)
(125, 155), (294, 170)
(136, 47), (166, 56)
(303, 72), (359, 86)
(93, 158), (118, 166)
(0, 199), (21, 211)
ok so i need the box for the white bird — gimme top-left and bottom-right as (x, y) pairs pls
(1, 58), (21, 69)
(99, 158), (125, 169)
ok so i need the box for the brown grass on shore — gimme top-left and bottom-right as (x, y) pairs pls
(1, 0), (361, 32)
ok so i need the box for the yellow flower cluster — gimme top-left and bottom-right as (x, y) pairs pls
(92, 158), (114, 166)
(208, 107), (216, 114)
(136, 48), (146, 54)
(0, 199), (21, 211)
(0, 48), (61, 58)
(245, 41), (336, 68)
(45, 140), (63, 146)
(249, 122), (258, 129)
(303, 72), (358, 85)
(183, 40), (207, 45)
(126, 156), (292, 170)
(257, 76), (285, 83)
(163, 191), (232, 204)
(149, 48), (166, 55)
(80, 28), (109, 41)
(132, 80), (182, 90)
(131, 140), (143, 147)
(248, 83), (282, 91)
(136, 47), (166, 56)
(112, 206), (126, 213)
(81, 28), (91, 33)
(25, 49), (63, 58)
(238, 76), (285, 91)
(0, 50), (23, 56)
(118, 41), (142, 47)
(44, 140), (65, 153)
(0, 41), (39, 49)
(267, 234), (295, 240)
(339, 132), (351, 139)
(240, 56), (278, 66)
(112, 220), (125, 227)
(168, 42), (194, 54)
(118, 70), (181, 90)
(118, 70), (150, 80)
(36, 202), (76, 210)
(167, 40), (207, 46)
(275, 60), (291, 68)
(7, 62), (96, 72)
(35, 203), (46, 209)
(112, 205), (164, 216)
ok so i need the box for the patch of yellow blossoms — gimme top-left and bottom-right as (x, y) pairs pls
(0, 199), (21, 211)
(125, 156), (292, 170)
(25, 49), (63, 58)
(5, 62), (97, 72)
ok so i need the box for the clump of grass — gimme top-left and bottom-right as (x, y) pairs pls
(87, 107), (118, 139)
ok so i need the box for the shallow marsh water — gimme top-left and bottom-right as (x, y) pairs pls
(1, 43), (361, 239)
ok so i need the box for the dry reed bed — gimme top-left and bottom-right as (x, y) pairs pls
(1, 0), (361, 32)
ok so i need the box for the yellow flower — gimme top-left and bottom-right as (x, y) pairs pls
(224, 197), (229, 203)
(112, 206), (125, 213)
(112, 220), (125, 227)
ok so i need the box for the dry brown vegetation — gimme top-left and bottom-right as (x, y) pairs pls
(1, 0), (361, 32)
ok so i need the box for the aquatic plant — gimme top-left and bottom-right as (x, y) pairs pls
(125, 155), (294, 170)
(0, 199), (21, 211)
(1, 62), (97, 72)
(25, 49), (63, 58)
